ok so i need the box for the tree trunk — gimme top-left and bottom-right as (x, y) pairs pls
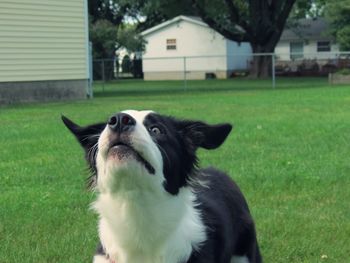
(250, 45), (274, 78)
(191, 0), (297, 78)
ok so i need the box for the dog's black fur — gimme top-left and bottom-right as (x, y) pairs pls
(63, 111), (262, 263)
(188, 167), (261, 262)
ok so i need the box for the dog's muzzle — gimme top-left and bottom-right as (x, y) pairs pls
(106, 113), (155, 175)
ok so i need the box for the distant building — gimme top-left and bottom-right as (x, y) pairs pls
(141, 15), (252, 80)
(275, 18), (340, 61)
(0, 0), (90, 104)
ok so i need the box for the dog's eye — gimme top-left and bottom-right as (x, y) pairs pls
(149, 126), (162, 135)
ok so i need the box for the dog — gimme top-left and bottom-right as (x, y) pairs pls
(62, 110), (262, 263)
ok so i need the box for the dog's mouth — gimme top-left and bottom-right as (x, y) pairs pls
(108, 141), (155, 175)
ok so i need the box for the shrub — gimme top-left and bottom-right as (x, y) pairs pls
(336, 68), (350, 75)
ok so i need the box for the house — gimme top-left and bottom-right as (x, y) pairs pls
(275, 18), (339, 61)
(274, 18), (341, 75)
(141, 16), (252, 80)
(0, 0), (91, 104)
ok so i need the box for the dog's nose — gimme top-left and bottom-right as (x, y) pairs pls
(108, 113), (136, 132)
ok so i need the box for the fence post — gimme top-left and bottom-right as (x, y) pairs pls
(272, 53), (276, 89)
(88, 42), (93, 98)
(101, 59), (105, 92)
(183, 56), (187, 91)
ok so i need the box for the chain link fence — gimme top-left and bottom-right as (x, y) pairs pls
(92, 51), (350, 93)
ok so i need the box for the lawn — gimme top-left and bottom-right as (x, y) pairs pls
(0, 78), (349, 262)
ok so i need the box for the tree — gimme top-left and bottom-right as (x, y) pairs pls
(89, 20), (118, 58)
(191, 0), (298, 77)
(88, 0), (142, 25)
(290, 0), (326, 19)
(121, 55), (132, 72)
(88, 0), (145, 59)
(121, 0), (196, 31)
(325, 0), (350, 51)
(115, 24), (145, 52)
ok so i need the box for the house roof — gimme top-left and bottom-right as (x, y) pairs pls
(141, 16), (333, 43)
(280, 18), (334, 41)
(141, 15), (208, 36)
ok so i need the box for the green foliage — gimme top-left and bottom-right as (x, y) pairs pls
(88, 0), (195, 31)
(336, 68), (350, 75)
(116, 25), (145, 52)
(89, 20), (144, 59)
(88, 0), (143, 25)
(325, 0), (350, 51)
(290, 0), (326, 19)
(112, 0), (197, 30)
(145, 0), (195, 17)
(88, 0), (145, 59)
(121, 55), (132, 72)
(336, 25), (350, 51)
(89, 19), (118, 58)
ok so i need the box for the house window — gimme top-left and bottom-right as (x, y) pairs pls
(290, 42), (304, 60)
(317, 41), (331, 52)
(166, 39), (176, 50)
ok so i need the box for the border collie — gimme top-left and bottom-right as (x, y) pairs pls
(62, 110), (262, 263)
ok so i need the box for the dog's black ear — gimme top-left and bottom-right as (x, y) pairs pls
(61, 115), (106, 151)
(180, 121), (232, 150)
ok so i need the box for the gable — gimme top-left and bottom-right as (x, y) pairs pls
(142, 19), (227, 57)
(141, 16), (208, 37)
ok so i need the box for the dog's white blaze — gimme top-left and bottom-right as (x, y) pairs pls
(93, 110), (206, 263)
(121, 109), (153, 122)
(122, 109), (163, 176)
(96, 110), (163, 193)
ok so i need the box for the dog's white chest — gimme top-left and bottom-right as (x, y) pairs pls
(93, 189), (206, 263)
(97, 221), (190, 263)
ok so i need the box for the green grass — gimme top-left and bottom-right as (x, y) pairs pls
(1, 78), (349, 262)
(93, 77), (331, 96)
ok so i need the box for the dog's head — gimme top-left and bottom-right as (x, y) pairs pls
(62, 110), (232, 195)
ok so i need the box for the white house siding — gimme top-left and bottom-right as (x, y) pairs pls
(226, 40), (252, 71)
(142, 20), (228, 80)
(0, 0), (89, 103)
(275, 40), (340, 61)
